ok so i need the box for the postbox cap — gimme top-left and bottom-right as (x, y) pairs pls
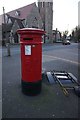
(17, 28), (45, 35)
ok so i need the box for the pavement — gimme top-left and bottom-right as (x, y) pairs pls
(2, 44), (80, 119)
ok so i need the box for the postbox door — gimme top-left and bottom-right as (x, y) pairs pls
(21, 43), (42, 82)
(21, 44), (32, 82)
(31, 43), (42, 81)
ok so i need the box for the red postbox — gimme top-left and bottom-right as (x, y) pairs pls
(17, 28), (45, 95)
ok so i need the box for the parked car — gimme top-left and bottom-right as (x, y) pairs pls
(62, 39), (71, 45)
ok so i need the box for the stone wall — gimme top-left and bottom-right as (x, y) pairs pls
(45, 2), (53, 43)
(25, 4), (43, 29)
(38, 1), (53, 43)
(0, 25), (2, 45)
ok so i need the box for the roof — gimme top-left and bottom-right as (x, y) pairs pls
(7, 3), (36, 20)
(6, 15), (24, 28)
(0, 3), (36, 25)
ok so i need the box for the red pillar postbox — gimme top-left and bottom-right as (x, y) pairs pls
(17, 28), (45, 96)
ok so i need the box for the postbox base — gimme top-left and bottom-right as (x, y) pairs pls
(21, 80), (42, 96)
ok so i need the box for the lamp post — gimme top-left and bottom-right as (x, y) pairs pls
(3, 7), (11, 56)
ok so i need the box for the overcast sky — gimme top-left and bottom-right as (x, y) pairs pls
(0, 0), (80, 33)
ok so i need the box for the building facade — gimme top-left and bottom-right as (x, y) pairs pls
(38, 0), (53, 43)
(1, 3), (43, 44)
(0, 0), (53, 44)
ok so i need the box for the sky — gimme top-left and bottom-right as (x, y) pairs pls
(0, 0), (80, 34)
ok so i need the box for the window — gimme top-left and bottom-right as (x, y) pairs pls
(15, 11), (20, 16)
(48, 2), (52, 7)
(5, 14), (8, 23)
(42, 2), (45, 8)
(8, 18), (12, 24)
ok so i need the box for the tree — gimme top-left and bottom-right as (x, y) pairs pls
(71, 26), (80, 42)
(76, 27), (80, 42)
(62, 30), (69, 40)
(64, 30), (69, 36)
(71, 30), (75, 41)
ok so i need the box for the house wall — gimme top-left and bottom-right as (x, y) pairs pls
(11, 20), (20, 43)
(12, 20), (20, 34)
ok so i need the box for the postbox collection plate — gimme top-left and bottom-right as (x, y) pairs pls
(25, 45), (31, 55)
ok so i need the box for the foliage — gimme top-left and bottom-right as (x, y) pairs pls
(62, 30), (69, 39)
(71, 26), (80, 42)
